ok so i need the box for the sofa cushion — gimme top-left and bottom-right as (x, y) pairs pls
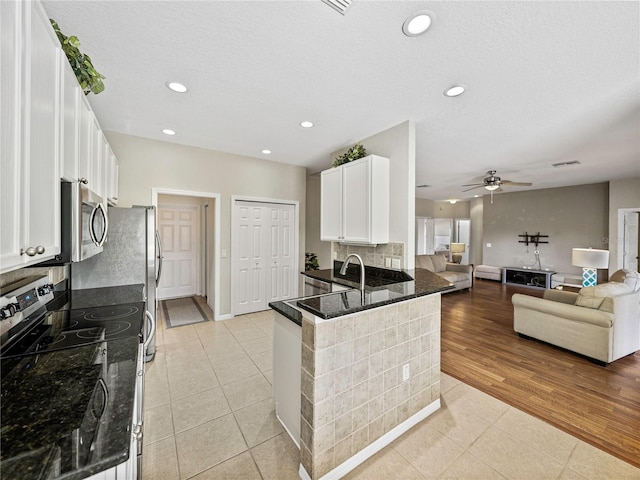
(579, 282), (633, 298)
(416, 255), (434, 271)
(431, 254), (447, 273)
(439, 271), (471, 283)
(575, 295), (605, 309)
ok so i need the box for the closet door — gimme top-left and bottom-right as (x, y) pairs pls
(234, 201), (297, 315)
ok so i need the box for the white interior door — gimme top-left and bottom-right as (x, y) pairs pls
(157, 205), (199, 300)
(623, 211), (639, 272)
(234, 200), (296, 315)
(268, 204), (295, 303)
(235, 203), (268, 315)
(455, 219), (471, 264)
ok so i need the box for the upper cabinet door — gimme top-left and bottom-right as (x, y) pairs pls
(320, 167), (343, 241)
(342, 159), (371, 243)
(60, 58), (80, 182)
(0, 0), (24, 271)
(23, 0), (61, 264)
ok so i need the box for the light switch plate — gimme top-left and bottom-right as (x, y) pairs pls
(385, 257), (391, 268)
(486, 243), (492, 248)
(221, 249), (228, 258)
(402, 363), (410, 381)
(392, 258), (401, 269)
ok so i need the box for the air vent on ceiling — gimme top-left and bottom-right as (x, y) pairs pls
(416, 184), (431, 188)
(552, 160), (581, 168)
(322, 0), (353, 15)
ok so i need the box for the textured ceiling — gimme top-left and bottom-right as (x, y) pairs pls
(42, 0), (640, 201)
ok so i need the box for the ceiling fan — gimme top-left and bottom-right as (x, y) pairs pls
(461, 170), (532, 202)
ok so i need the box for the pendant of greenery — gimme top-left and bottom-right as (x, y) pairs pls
(332, 143), (367, 168)
(50, 19), (105, 95)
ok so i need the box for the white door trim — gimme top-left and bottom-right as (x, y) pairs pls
(617, 207), (640, 271)
(152, 188), (222, 320)
(231, 195), (299, 318)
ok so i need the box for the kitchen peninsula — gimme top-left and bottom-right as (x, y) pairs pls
(270, 267), (452, 479)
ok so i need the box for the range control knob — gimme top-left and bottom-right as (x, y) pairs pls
(37, 284), (54, 296)
(0, 303), (19, 320)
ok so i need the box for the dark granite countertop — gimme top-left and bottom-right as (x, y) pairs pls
(48, 284), (146, 311)
(270, 267), (452, 322)
(0, 336), (140, 480)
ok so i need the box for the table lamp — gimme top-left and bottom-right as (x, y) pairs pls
(450, 243), (466, 264)
(571, 248), (609, 287)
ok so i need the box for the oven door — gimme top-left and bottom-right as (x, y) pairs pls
(73, 183), (108, 262)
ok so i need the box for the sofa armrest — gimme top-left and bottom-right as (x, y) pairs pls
(512, 293), (614, 328)
(543, 289), (578, 305)
(445, 263), (473, 275)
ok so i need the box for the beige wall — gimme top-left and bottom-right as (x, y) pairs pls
(107, 132), (307, 317)
(306, 175), (332, 270)
(433, 201), (470, 219)
(325, 121), (416, 268)
(469, 197), (484, 266)
(609, 177), (640, 271)
(482, 183), (609, 277)
(415, 198), (434, 218)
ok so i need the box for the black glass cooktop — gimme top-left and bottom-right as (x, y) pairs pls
(0, 303), (144, 359)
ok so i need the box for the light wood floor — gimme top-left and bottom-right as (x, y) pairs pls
(440, 279), (640, 469)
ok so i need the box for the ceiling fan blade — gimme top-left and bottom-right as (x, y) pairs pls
(501, 180), (532, 187)
(460, 183), (483, 187)
(461, 185), (484, 192)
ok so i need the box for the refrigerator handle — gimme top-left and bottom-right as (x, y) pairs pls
(144, 310), (156, 351)
(155, 230), (163, 285)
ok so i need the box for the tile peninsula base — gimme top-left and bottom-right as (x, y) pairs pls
(299, 398), (441, 480)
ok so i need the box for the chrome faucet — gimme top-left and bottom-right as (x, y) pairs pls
(340, 253), (365, 292)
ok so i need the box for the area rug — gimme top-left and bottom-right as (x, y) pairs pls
(161, 296), (209, 329)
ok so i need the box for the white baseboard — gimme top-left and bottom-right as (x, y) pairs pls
(298, 398), (441, 480)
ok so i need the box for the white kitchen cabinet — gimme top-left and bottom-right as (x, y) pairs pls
(60, 56), (80, 182)
(90, 113), (106, 200)
(320, 154), (389, 245)
(77, 94), (93, 185)
(0, 0), (61, 273)
(105, 144), (119, 205)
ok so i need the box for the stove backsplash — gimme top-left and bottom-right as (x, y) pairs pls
(0, 265), (68, 289)
(333, 242), (405, 270)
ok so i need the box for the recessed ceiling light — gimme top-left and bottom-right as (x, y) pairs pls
(166, 81), (188, 93)
(300, 121), (314, 128)
(402, 11), (434, 36)
(444, 85), (465, 97)
(449, 199), (457, 204)
(261, 149), (271, 155)
(162, 129), (176, 135)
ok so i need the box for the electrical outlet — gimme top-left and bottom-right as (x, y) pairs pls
(221, 249), (227, 258)
(402, 363), (410, 381)
(392, 258), (401, 269)
(385, 257), (391, 268)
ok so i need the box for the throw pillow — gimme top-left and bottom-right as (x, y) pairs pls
(609, 269), (640, 292)
(431, 254), (447, 273)
(576, 295), (605, 309)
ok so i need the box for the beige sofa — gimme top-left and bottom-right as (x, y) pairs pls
(512, 280), (640, 364)
(416, 254), (472, 292)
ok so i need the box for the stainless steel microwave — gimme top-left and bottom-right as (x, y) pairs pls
(39, 181), (108, 265)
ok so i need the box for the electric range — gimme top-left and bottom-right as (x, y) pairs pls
(0, 276), (144, 480)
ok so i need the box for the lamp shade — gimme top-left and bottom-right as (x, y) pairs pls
(450, 243), (466, 254)
(571, 248), (609, 268)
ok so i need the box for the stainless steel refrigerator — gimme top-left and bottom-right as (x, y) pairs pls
(70, 206), (162, 362)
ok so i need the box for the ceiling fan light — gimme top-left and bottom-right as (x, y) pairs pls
(485, 184), (499, 191)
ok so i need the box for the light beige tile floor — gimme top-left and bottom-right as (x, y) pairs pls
(143, 304), (640, 480)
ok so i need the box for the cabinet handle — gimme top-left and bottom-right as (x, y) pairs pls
(21, 246), (45, 256)
(78, 177), (88, 184)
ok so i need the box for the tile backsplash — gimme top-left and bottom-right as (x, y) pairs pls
(333, 242), (405, 270)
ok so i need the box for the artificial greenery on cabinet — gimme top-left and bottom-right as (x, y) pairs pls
(332, 143), (367, 168)
(50, 19), (105, 95)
